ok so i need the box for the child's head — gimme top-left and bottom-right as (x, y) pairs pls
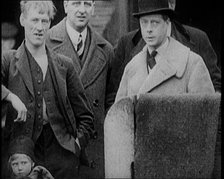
(8, 136), (35, 178)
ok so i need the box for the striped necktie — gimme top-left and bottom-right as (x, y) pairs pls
(146, 50), (157, 73)
(77, 34), (83, 56)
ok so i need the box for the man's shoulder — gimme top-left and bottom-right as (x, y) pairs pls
(183, 24), (208, 39)
(47, 19), (66, 40)
(120, 29), (140, 42)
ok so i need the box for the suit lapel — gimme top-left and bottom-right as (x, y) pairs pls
(15, 44), (34, 97)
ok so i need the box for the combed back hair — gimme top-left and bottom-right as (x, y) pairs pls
(20, 0), (56, 20)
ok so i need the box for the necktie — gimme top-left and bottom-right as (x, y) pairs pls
(146, 50), (157, 73)
(77, 34), (83, 56)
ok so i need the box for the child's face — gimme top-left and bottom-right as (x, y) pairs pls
(10, 154), (34, 178)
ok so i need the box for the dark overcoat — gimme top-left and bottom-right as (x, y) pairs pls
(1, 43), (94, 156)
(111, 21), (221, 99)
(46, 18), (114, 178)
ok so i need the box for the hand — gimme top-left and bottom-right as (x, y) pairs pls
(6, 93), (27, 122)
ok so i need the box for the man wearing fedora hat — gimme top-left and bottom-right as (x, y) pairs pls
(109, 0), (220, 102)
(115, 0), (214, 102)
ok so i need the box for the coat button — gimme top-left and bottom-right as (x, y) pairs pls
(93, 99), (99, 107)
(37, 80), (41, 84)
(38, 125), (42, 130)
(37, 103), (41, 108)
(38, 115), (41, 119)
(37, 91), (41, 95)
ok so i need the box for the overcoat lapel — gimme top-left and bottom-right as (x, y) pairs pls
(138, 38), (189, 94)
(15, 43), (34, 97)
(139, 59), (176, 94)
(80, 29), (107, 88)
(49, 19), (82, 74)
(130, 38), (145, 60)
(49, 19), (107, 89)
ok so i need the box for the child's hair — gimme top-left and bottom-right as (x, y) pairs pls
(20, 0), (56, 20)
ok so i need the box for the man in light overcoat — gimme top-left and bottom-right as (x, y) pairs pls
(115, 0), (215, 102)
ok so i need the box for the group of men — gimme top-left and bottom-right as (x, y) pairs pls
(1, 0), (221, 179)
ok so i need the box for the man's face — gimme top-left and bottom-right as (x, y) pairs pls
(11, 154), (34, 178)
(140, 14), (169, 50)
(64, 0), (94, 32)
(20, 5), (51, 48)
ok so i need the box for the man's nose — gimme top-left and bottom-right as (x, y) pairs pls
(36, 21), (44, 30)
(79, 3), (86, 13)
(146, 23), (153, 32)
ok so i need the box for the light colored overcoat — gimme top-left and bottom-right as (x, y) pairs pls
(115, 37), (215, 102)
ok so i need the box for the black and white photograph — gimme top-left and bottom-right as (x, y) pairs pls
(1, 0), (221, 179)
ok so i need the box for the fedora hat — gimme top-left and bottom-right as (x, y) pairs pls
(133, 0), (175, 18)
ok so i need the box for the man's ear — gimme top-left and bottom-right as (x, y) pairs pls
(32, 162), (35, 168)
(20, 14), (25, 27)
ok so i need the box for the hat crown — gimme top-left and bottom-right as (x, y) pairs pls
(9, 135), (35, 161)
(134, 0), (174, 18)
(138, 0), (169, 12)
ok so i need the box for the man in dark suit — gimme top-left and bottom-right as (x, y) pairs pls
(1, 1), (94, 178)
(46, 1), (114, 178)
(110, 0), (221, 100)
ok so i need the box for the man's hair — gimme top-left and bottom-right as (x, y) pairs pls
(20, 0), (56, 20)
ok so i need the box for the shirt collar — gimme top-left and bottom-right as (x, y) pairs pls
(66, 20), (87, 45)
(147, 37), (169, 56)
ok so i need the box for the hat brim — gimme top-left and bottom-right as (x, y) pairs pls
(133, 8), (175, 18)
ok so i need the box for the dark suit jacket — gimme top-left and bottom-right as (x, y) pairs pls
(111, 21), (221, 99)
(1, 42), (95, 155)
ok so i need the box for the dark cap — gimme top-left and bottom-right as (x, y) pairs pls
(133, 0), (175, 18)
(1, 22), (18, 39)
(9, 135), (35, 162)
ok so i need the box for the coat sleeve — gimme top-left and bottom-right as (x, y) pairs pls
(66, 62), (95, 149)
(1, 52), (12, 100)
(115, 65), (129, 103)
(187, 54), (215, 94)
(104, 43), (116, 113)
